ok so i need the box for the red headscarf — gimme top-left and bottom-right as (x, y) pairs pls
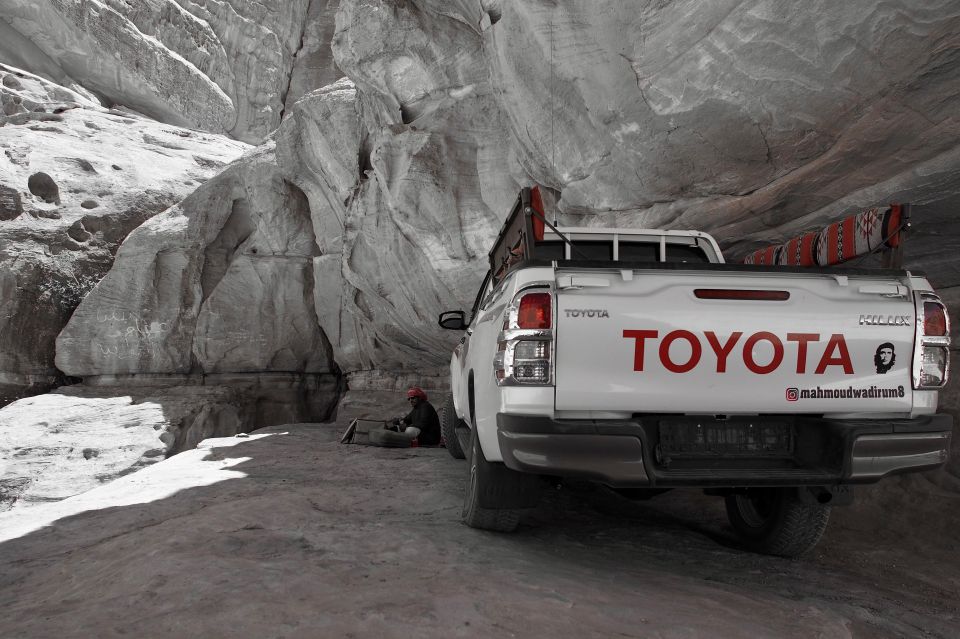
(406, 386), (428, 401)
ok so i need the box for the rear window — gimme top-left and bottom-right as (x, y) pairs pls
(666, 244), (710, 263)
(618, 241), (660, 262)
(569, 241), (613, 261)
(534, 237), (713, 263)
(535, 241), (566, 261)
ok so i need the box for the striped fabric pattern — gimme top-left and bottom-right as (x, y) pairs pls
(743, 205), (903, 267)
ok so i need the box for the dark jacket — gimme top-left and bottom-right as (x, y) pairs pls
(402, 400), (441, 446)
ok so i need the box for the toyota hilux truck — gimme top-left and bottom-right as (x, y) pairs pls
(437, 187), (953, 557)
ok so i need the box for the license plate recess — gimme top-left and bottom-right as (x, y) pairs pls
(658, 417), (794, 461)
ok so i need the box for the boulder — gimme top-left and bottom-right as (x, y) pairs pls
(27, 172), (59, 204)
(0, 185), (23, 221)
(56, 144), (335, 378)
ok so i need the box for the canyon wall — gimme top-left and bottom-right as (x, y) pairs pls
(6, 1), (960, 387)
(0, 63), (249, 405)
(1, 1), (959, 506)
(0, 0), (343, 143)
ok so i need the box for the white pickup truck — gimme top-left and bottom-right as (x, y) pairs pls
(438, 187), (952, 557)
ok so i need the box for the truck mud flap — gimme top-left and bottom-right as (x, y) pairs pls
(473, 443), (543, 509)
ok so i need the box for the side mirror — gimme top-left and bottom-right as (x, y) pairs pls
(438, 310), (467, 330)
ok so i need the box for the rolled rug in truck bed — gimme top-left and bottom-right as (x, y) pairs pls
(743, 205), (905, 267)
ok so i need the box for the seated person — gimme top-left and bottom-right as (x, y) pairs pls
(385, 387), (441, 446)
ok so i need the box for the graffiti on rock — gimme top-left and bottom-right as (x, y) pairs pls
(94, 308), (169, 359)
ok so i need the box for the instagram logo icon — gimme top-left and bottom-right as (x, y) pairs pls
(785, 387), (799, 402)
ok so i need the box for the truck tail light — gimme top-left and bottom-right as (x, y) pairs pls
(514, 340), (548, 359)
(694, 289), (790, 301)
(924, 301), (948, 336)
(914, 293), (951, 390)
(517, 293), (552, 328)
(495, 288), (554, 386)
(512, 340), (550, 383)
(920, 347), (949, 387)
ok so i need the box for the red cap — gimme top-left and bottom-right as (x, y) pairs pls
(406, 387), (427, 401)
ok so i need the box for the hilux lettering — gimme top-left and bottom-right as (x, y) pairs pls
(859, 314), (910, 326)
(622, 330), (854, 375)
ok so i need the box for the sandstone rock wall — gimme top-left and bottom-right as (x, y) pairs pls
(285, 0), (344, 113)
(52, 73), (470, 380)
(480, 2), (960, 250)
(0, 0), (344, 143)
(55, 143), (335, 377)
(49, 0), (960, 382)
(327, 0), (960, 375)
(0, 63), (249, 405)
(4, 0), (959, 386)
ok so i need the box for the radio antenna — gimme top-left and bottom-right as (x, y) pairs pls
(550, 18), (557, 226)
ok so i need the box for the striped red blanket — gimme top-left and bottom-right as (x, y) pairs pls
(743, 205), (904, 266)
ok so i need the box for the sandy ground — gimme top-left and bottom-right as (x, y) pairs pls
(1, 414), (957, 639)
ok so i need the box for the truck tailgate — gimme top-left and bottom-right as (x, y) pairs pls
(554, 269), (916, 414)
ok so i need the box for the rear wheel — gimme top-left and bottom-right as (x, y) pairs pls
(461, 427), (522, 532)
(440, 392), (466, 460)
(724, 488), (830, 558)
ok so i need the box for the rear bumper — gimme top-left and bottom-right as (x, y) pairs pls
(497, 413), (952, 488)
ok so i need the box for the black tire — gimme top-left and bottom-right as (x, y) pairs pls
(462, 427), (521, 532)
(440, 392), (466, 460)
(724, 488), (830, 558)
